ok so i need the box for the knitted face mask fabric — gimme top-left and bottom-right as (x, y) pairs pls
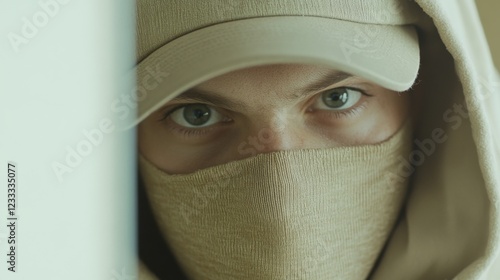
(139, 122), (412, 279)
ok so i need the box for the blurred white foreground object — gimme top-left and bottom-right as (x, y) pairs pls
(0, 1), (136, 279)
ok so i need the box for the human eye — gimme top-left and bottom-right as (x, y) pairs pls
(313, 87), (367, 111)
(166, 104), (228, 128)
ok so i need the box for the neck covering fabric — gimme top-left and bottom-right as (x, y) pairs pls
(139, 123), (412, 279)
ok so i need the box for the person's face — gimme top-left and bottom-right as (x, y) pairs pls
(139, 64), (411, 174)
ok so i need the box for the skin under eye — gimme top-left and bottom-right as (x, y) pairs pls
(169, 104), (227, 128)
(313, 87), (364, 111)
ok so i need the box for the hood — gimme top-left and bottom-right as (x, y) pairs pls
(137, 0), (500, 279)
(372, 0), (500, 279)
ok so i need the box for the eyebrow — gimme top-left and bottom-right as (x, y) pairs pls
(171, 70), (353, 111)
(300, 71), (353, 94)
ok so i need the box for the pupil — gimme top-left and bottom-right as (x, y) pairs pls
(184, 104), (211, 126)
(322, 89), (348, 108)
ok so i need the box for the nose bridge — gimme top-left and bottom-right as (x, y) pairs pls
(247, 117), (304, 154)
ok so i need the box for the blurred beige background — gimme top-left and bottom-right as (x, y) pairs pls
(477, 0), (500, 70)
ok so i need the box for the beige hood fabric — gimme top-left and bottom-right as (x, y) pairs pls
(371, 1), (500, 279)
(140, 123), (412, 279)
(136, 0), (500, 279)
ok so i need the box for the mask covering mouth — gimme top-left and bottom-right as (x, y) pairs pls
(139, 122), (412, 279)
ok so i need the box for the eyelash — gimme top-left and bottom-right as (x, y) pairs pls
(159, 87), (372, 137)
(167, 123), (218, 137)
(321, 101), (368, 119)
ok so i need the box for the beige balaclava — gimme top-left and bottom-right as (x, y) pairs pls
(139, 122), (412, 279)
